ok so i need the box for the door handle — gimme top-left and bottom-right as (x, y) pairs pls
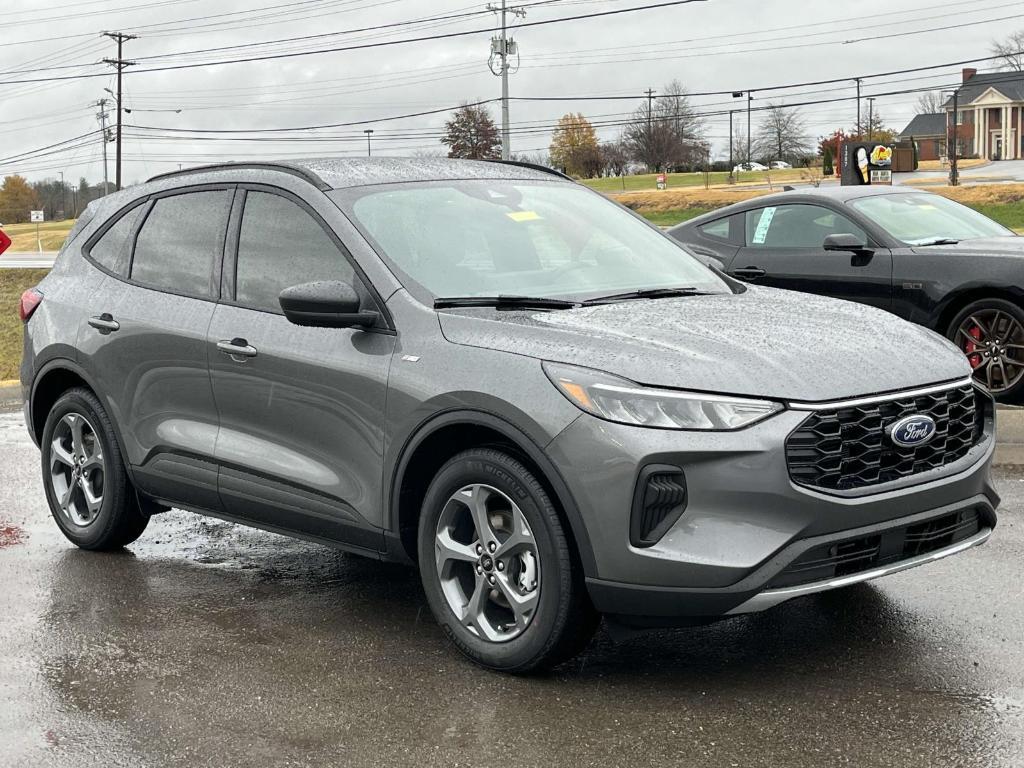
(217, 338), (258, 360)
(731, 266), (767, 280)
(88, 314), (120, 334)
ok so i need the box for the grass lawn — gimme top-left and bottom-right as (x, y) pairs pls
(2, 220), (75, 251)
(583, 168), (813, 193)
(0, 269), (49, 381)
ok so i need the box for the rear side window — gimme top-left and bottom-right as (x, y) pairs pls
(88, 204), (144, 276)
(699, 218), (730, 240)
(235, 191), (354, 313)
(131, 190), (232, 298)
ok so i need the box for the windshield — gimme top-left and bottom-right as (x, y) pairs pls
(848, 192), (1013, 245)
(337, 181), (729, 301)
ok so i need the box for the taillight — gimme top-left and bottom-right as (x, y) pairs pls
(18, 288), (43, 323)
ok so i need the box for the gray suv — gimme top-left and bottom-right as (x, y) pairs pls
(21, 159), (999, 672)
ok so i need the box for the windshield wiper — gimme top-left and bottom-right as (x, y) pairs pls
(433, 295), (579, 310)
(914, 238), (960, 246)
(582, 286), (709, 305)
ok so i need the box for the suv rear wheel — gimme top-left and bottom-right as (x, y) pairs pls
(41, 388), (149, 550)
(417, 448), (598, 672)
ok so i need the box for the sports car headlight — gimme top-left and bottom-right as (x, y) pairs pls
(543, 362), (783, 430)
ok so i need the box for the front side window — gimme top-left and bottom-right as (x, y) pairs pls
(744, 204), (866, 248)
(88, 204), (144, 276)
(848, 192), (1013, 245)
(235, 191), (354, 313)
(131, 190), (233, 298)
(339, 181), (729, 300)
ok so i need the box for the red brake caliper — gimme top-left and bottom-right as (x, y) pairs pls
(965, 326), (983, 368)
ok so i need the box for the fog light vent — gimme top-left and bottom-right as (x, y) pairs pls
(630, 465), (687, 548)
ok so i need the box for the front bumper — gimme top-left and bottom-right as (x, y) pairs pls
(545, 390), (999, 622)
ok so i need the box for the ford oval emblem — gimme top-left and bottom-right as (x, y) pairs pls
(888, 414), (938, 448)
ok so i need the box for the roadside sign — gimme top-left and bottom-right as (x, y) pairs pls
(30, 210), (44, 223)
(0, 229), (10, 256)
(656, 173), (667, 190)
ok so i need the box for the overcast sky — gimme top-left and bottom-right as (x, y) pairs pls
(1, 0), (1018, 185)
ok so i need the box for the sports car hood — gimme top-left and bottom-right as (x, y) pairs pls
(909, 236), (1024, 257)
(437, 287), (971, 402)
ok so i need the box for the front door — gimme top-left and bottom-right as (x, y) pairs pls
(729, 203), (893, 311)
(207, 187), (394, 550)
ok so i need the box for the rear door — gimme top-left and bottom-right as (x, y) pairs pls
(80, 185), (235, 511)
(729, 203), (893, 311)
(207, 186), (395, 550)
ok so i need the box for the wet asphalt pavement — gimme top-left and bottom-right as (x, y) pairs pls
(1, 409), (1023, 768)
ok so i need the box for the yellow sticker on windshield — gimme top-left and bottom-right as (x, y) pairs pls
(507, 211), (541, 222)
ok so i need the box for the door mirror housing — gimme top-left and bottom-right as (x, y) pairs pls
(823, 233), (871, 253)
(278, 280), (378, 329)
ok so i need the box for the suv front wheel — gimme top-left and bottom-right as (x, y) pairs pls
(41, 388), (149, 550)
(418, 448), (598, 672)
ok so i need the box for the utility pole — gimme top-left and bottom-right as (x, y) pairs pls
(488, 1), (525, 160)
(747, 92), (753, 165)
(728, 109), (734, 177)
(59, 171), (65, 220)
(855, 77), (862, 137)
(102, 31), (137, 191)
(867, 97), (876, 140)
(364, 129), (374, 157)
(95, 99), (111, 195)
(646, 88), (656, 132)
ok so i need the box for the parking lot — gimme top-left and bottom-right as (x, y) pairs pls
(0, 407), (1021, 768)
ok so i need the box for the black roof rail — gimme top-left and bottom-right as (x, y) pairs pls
(146, 162), (330, 191)
(485, 159), (575, 182)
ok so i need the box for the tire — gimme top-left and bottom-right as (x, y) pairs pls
(40, 387), (149, 550)
(947, 298), (1024, 403)
(417, 448), (598, 673)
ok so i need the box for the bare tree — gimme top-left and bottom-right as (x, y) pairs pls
(600, 139), (630, 177)
(731, 127), (750, 165)
(991, 29), (1024, 71)
(623, 80), (707, 171)
(754, 103), (811, 163)
(915, 91), (946, 114)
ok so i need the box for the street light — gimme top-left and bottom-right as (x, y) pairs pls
(364, 129), (374, 158)
(942, 88), (961, 186)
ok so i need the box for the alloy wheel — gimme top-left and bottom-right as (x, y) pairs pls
(956, 309), (1024, 394)
(434, 483), (541, 642)
(49, 413), (105, 527)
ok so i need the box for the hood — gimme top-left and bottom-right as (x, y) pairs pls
(910, 236), (1024, 257)
(437, 287), (971, 402)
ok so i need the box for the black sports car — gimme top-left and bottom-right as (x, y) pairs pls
(668, 186), (1024, 401)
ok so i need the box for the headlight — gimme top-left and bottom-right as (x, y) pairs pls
(543, 362), (783, 430)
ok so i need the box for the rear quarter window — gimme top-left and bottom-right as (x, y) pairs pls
(86, 204), (145, 276)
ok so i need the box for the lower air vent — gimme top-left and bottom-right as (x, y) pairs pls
(630, 466), (687, 548)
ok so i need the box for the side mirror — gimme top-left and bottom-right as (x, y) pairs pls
(823, 233), (871, 253)
(278, 280), (378, 329)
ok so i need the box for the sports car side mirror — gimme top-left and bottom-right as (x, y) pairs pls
(823, 233), (871, 253)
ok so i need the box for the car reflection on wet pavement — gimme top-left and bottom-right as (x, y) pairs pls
(1, 410), (1022, 768)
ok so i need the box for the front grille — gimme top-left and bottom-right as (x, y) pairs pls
(767, 508), (982, 589)
(785, 384), (985, 492)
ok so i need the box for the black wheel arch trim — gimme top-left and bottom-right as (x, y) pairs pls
(29, 357), (138, 487)
(387, 408), (597, 575)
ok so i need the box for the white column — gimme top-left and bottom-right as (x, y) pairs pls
(1003, 106), (1010, 159)
(974, 108), (980, 156)
(1017, 106), (1022, 159)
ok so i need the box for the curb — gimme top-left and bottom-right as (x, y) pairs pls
(995, 404), (1024, 466)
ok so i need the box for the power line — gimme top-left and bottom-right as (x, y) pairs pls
(0, 0), (710, 85)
